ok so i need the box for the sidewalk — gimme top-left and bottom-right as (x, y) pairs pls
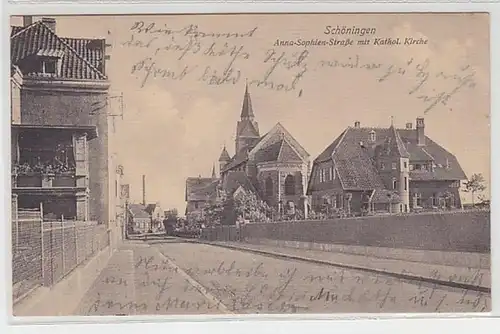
(200, 240), (490, 292)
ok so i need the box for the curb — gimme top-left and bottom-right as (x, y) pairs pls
(190, 239), (490, 294)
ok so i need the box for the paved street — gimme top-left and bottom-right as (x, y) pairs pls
(75, 239), (490, 315)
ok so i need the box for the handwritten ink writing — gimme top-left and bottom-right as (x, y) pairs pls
(130, 57), (197, 88)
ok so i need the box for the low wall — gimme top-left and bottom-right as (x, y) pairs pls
(13, 245), (114, 317)
(201, 210), (490, 253)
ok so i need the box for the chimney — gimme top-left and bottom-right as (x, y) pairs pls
(406, 122), (413, 129)
(416, 117), (425, 146)
(142, 175), (146, 205)
(41, 17), (56, 33)
(22, 16), (33, 27)
(354, 121), (360, 128)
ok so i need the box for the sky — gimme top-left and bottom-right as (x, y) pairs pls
(11, 13), (490, 214)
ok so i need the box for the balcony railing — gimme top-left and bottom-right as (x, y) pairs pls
(13, 172), (77, 188)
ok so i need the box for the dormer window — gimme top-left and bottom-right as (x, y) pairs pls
(369, 130), (376, 142)
(42, 58), (57, 74)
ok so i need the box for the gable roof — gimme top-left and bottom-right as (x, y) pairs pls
(222, 171), (257, 195)
(254, 138), (303, 163)
(218, 146), (231, 162)
(10, 20), (106, 80)
(312, 125), (467, 191)
(128, 204), (150, 219)
(185, 177), (219, 202)
(222, 147), (250, 172)
(237, 119), (260, 137)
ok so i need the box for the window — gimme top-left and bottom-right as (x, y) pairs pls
(404, 177), (407, 191)
(194, 202), (199, 209)
(329, 167), (333, 181)
(416, 193), (422, 207)
(285, 175), (295, 195)
(322, 169), (326, 182)
(333, 167), (336, 180)
(415, 164), (422, 170)
(265, 177), (273, 198)
(392, 162), (397, 170)
(380, 162), (385, 170)
(432, 193), (438, 206)
(44, 58), (57, 74)
(404, 161), (408, 169)
(369, 130), (376, 142)
(410, 164), (414, 171)
(392, 179), (397, 189)
(318, 169), (323, 183)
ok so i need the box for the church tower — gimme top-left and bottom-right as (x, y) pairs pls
(235, 84), (260, 153)
(375, 124), (410, 213)
(218, 146), (230, 177)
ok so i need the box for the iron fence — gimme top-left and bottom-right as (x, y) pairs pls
(12, 201), (110, 303)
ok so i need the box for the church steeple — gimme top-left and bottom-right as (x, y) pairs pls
(240, 82), (255, 120)
(211, 163), (217, 179)
(236, 83), (260, 153)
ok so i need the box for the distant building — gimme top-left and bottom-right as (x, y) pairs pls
(10, 16), (117, 226)
(307, 118), (467, 216)
(127, 203), (150, 233)
(145, 202), (164, 230)
(185, 176), (219, 216)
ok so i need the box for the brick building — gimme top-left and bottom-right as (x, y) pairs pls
(307, 118), (467, 216)
(185, 85), (311, 220)
(10, 16), (120, 227)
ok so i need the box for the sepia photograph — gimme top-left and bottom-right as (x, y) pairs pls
(8, 12), (490, 317)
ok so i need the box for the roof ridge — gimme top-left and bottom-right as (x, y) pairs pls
(10, 21), (40, 39)
(12, 20), (107, 80)
(44, 21), (107, 80)
(14, 20), (107, 79)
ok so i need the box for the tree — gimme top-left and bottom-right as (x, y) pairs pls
(203, 191), (228, 226)
(463, 173), (487, 205)
(233, 191), (273, 222)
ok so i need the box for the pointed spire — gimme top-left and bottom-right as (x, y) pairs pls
(211, 163), (216, 178)
(387, 124), (410, 158)
(240, 82), (254, 119)
(390, 116), (394, 127)
(219, 145), (231, 162)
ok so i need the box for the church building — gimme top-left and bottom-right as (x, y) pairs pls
(217, 85), (311, 218)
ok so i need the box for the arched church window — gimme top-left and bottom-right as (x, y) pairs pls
(284, 174), (295, 196)
(265, 177), (273, 198)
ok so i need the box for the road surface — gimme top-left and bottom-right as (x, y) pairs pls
(75, 238), (490, 315)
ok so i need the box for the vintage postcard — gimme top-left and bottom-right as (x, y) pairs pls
(9, 13), (490, 317)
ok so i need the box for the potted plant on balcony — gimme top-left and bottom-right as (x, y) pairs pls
(52, 162), (76, 187)
(14, 163), (42, 187)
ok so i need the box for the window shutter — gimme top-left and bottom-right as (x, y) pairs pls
(73, 133), (88, 176)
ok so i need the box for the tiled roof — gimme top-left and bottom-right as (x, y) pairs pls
(185, 177), (219, 201)
(254, 139), (302, 163)
(128, 204), (150, 219)
(10, 20), (106, 80)
(237, 120), (260, 137)
(222, 147), (250, 172)
(398, 130), (467, 181)
(314, 130), (347, 162)
(314, 125), (467, 190)
(371, 189), (401, 204)
(222, 171), (256, 195)
(218, 146), (231, 162)
(333, 128), (386, 190)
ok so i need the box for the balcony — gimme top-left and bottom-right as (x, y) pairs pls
(13, 172), (77, 188)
